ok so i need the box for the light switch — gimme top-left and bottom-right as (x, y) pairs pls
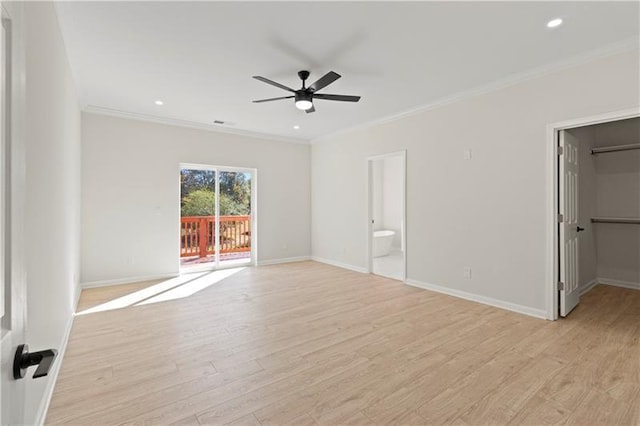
(463, 149), (472, 160)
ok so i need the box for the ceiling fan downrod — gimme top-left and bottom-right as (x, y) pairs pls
(298, 70), (310, 89)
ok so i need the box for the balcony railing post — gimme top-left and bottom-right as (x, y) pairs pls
(199, 217), (208, 258)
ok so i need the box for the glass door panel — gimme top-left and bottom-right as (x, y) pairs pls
(218, 170), (253, 267)
(180, 168), (216, 269)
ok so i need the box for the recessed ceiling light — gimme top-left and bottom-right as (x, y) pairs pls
(547, 18), (563, 28)
(293, 125), (300, 130)
(154, 100), (164, 106)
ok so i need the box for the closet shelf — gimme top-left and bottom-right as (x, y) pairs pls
(591, 143), (640, 155)
(591, 217), (640, 224)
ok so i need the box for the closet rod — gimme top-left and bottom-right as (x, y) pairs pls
(591, 217), (640, 224)
(591, 143), (640, 155)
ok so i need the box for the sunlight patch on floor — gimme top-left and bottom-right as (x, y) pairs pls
(137, 268), (245, 306)
(76, 268), (244, 315)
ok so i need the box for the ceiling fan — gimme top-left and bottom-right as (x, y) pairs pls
(252, 70), (360, 113)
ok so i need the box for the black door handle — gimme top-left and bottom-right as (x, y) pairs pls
(577, 226), (585, 232)
(13, 344), (58, 379)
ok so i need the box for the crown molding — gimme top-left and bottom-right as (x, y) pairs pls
(83, 105), (310, 145)
(83, 38), (638, 147)
(311, 38), (640, 145)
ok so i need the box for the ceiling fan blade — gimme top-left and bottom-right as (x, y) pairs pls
(252, 96), (294, 103)
(313, 94), (361, 102)
(305, 105), (316, 114)
(307, 71), (341, 93)
(253, 76), (296, 93)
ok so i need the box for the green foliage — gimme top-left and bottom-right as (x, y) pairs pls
(181, 189), (215, 216)
(180, 169), (251, 217)
(219, 172), (251, 215)
(180, 169), (215, 197)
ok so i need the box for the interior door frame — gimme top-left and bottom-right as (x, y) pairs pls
(0, 1), (27, 424)
(546, 108), (639, 320)
(366, 150), (407, 281)
(178, 163), (258, 272)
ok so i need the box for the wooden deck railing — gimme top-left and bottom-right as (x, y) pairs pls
(180, 215), (251, 258)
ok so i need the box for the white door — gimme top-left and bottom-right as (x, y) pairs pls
(0, 2), (28, 424)
(559, 130), (580, 317)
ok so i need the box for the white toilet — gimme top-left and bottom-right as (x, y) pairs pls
(373, 230), (395, 257)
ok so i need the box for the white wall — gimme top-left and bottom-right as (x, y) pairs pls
(571, 127), (598, 290)
(81, 113), (310, 284)
(311, 50), (639, 316)
(24, 3), (81, 424)
(592, 118), (640, 284)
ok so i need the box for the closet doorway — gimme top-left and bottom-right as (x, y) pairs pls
(553, 113), (640, 318)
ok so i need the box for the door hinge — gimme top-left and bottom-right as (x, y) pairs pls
(557, 214), (564, 223)
(558, 281), (564, 291)
(557, 146), (563, 155)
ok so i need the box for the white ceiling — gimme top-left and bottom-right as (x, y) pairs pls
(55, 1), (639, 142)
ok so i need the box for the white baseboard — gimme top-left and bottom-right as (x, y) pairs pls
(597, 277), (640, 291)
(81, 273), (178, 289)
(310, 256), (368, 274)
(404, 278), (548, 320)
(580, 279), (599, 296)
(258, 256), (311, 266)
(37, 282), (82, 425)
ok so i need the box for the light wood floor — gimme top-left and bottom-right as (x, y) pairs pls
(47, 261), (640, 425)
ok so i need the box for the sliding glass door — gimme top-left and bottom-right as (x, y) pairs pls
(180, 164), (255, 271)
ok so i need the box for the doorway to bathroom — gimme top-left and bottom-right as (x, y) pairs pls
(367, 151), (406, 281)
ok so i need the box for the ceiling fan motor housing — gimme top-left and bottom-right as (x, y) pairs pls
(295, 91), (312, 103)
(294, 91), (313, 110)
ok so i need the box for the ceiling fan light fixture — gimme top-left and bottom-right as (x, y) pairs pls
(294, 92), (313, 111)
(295, 100), (313, 111)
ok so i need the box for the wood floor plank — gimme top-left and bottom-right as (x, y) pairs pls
(456, 355), (567, 424)
(46, 263), (640, 425)
(225, 413), (261, 426)
(54, 360), (264, 425)
(416, 349), (533, 424)
(196, 353), (368, 425)
(283, 413), (317, 426)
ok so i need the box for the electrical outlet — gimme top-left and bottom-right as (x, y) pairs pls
(463, 266), (472, 279)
